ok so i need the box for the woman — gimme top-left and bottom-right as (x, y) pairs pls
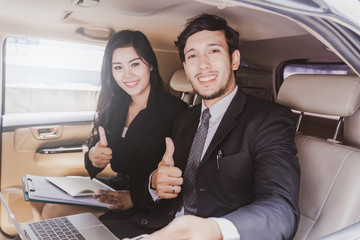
(40, 30), (187, 219)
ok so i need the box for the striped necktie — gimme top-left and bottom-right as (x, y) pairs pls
(182, 108), (211, 215)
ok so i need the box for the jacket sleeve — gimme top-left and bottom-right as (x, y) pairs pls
(84, 150), (105, 179)
(224, 106), (300, 240)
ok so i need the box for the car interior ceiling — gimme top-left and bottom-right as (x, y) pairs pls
(1, 0), (360, 239)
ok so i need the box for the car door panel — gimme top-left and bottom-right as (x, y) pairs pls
(0, 113), (115, 235)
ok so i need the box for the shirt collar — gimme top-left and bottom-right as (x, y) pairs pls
(201, 85), (238, 121)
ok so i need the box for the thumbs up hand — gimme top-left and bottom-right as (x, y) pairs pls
(159, 137), (175, 167)
(98, 126), (108, 147)
(89, 126), (112, 168)
(151, 137), (183, 199)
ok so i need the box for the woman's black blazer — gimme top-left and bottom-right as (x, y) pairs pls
(84, 87), (187, 209)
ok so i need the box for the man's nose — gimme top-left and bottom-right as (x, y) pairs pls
(198, 55), (211, 70)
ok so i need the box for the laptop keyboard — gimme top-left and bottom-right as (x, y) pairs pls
(28, 217), (85, 240)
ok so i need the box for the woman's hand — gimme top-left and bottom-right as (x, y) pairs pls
(89, 126), (112, 168)
(93, 190), (133, 211)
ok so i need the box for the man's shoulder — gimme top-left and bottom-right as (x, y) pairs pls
(245, 94), (292, 116)
(240, 95), (295, 127)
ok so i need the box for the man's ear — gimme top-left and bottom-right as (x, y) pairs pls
(231, 50), (241, 71)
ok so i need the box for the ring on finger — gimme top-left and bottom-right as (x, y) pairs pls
(172, 185), (175, 194)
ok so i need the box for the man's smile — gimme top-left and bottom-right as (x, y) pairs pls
(197, 74), (217, 84)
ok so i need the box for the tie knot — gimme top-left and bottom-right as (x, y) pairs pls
(201, 108), (211, 124)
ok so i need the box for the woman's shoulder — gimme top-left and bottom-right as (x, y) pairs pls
(158, 90), (188, 110)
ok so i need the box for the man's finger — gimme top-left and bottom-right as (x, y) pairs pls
(162, 137), (175, 166)
(98, 126), (108, 146)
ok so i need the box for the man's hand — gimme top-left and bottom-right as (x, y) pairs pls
(151, 137), (183, 199)
(93, 190), (133, 211)
(122, 215), (223, 240)
(89, 126), (112, 168)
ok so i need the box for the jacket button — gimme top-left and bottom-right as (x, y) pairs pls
(199, 188), (206, 192)
(168, 210), (175, 216)
(140, 218), (148, 225)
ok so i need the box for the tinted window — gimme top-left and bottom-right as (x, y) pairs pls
(283, 63), (350, 79)
(4, 37), (104, 114)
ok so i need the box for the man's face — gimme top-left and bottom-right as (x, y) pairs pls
(183, 30), (240, 107)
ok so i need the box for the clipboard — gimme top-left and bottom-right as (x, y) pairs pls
(22, 174), (115, 209)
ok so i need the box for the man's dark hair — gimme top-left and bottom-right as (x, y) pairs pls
(175, 13), (240, 62)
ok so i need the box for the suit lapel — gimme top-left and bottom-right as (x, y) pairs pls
(199, 89), (247, 167)
(174, 105), (201, 171)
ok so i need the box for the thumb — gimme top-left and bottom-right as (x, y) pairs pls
(162, 137), (175, 166)
(98, 126), (108, 147)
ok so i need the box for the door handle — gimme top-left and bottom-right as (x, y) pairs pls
(31, 126), (62, 139)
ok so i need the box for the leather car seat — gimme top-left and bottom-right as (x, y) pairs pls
(169, 69), (199, 106)
(277, 74), (360, 240)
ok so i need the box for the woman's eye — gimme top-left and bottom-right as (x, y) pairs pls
(187, 54), (196, 60)
(131, 62), (140, 67)
(114, 65), (122, 70)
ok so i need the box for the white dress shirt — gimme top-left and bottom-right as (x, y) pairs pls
(149, 85), (240, 240)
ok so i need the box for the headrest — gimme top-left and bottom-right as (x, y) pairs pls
(344, 107), (360, 148)
(347, 69), (358, 76)
(278, 74), (360, 116)
(169, 69), (194, 93)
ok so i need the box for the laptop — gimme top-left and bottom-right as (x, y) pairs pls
(0, 192), (119, 240)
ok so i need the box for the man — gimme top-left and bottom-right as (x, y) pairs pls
(121, 13), (300, 240)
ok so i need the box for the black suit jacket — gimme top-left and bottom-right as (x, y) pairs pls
(85, 88), (188, 209)
(133, 88), (300, 239)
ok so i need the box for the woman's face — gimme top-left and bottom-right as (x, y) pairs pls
(112, 47), (152, 98)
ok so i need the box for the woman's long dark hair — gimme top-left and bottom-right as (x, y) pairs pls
(87, 30), (168, 147)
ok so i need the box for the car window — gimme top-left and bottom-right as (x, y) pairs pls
(3, 37), (104, 114)
(283, 63), (350, 79)
(323, 0), (360, 28)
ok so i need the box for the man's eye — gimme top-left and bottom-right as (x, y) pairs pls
(210, 49), (220, 54)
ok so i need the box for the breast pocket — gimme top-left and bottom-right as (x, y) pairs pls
(218, 151), (254, 197)
(218, 151), (253, 168)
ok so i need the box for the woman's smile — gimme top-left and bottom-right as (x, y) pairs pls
(124, 80), (140, 88)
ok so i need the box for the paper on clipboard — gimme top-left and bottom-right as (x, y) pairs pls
(46, 176), (115, 197)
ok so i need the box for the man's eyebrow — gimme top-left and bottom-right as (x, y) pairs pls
(184, 43), (223, 55)
(209, 43), (221, 47)
(184, 48), (194, 56)
(112, 57), (141, 64)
